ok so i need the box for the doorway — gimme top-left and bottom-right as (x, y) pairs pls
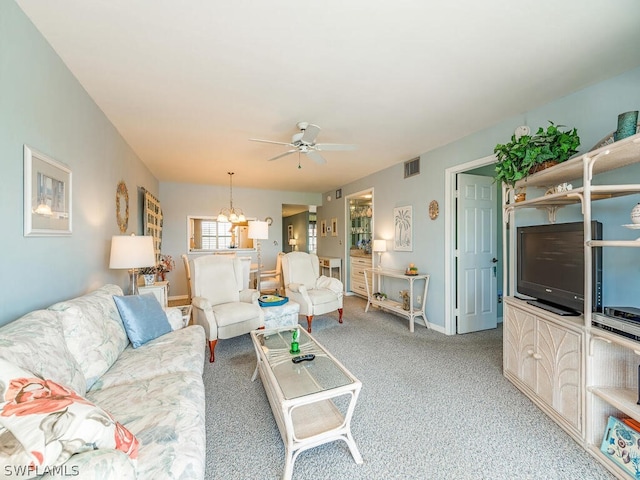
(281, 204), (317, 254)
(444, 155), (504, 335)
(345, 189), (374, 295)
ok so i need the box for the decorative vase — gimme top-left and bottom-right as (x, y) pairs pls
(631, 203), (640, 225)
(158, 272), (166, 282)
(514, 188), (526, 203)
(614, 111), (639, 142)
(143, 274), (155, 286)
(400, 290), (410, 311)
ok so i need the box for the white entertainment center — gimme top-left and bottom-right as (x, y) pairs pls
(502, 132), (640, 479)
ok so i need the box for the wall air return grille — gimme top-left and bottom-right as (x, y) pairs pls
(404, 157), (420, 178)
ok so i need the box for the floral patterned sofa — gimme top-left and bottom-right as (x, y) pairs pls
(0, 284), (206, 479)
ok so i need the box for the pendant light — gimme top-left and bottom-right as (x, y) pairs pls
(217, 172), (246, 223)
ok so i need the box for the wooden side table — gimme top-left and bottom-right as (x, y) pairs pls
(138, 281), (169, 308)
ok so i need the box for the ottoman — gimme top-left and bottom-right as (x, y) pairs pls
(262, 300), (300, 329)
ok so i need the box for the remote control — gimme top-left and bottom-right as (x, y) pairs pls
(292, 354), (315, 364)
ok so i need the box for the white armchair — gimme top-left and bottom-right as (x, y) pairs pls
(191, 255), (264, 362)
(281, 252), (343, 333)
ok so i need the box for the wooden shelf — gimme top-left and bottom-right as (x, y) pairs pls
(516, 133), (640, 188)
(589, 386), (640, 419)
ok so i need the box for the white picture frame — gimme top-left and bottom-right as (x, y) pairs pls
(24, 145), (72, 236)
(393, 205), (412, 251)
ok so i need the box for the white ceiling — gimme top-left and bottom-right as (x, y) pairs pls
(16, 0), (640, 193)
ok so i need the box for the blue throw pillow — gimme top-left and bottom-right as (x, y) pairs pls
(113, 294), (172, 348)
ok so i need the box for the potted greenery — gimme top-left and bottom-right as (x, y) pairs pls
(494, 121), (580, 200)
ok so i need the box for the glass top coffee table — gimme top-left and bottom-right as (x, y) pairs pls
(250, 326), (363, 480)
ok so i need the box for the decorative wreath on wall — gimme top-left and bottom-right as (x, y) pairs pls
(428, 200), (439, 220)
(115, 181), (129, 233)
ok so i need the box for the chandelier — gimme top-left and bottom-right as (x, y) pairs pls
(217, 172), (246, 223)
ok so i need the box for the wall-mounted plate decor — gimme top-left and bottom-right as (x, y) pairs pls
(116, 181), (129, 233)
(428, 200), (439, 220)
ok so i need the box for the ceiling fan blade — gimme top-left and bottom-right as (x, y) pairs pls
(249, 138), (292, 146)
(300, 124), (321, 144)
(314, 143), (358, 151)
(267, 150), (297, 161)
(306, 150), (327, 164)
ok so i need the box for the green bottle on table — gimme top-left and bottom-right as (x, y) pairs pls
(290, 329), (300, 354)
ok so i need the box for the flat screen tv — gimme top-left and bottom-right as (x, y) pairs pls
(517, 221), (602, 315)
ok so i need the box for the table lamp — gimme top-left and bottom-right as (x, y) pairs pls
(288, 238), (297, 252)
(109, 234), (156, 295)
(372, 239), (387, 269)
(248, 220), (269, 292)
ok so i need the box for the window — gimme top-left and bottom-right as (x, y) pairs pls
(188, 216), (243, 251)
(200, 220), (232, 250)
(308, 221), (317, 254)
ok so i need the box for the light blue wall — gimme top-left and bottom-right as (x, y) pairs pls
(3, 0), (639, 331)
(158, 181), (321, 296)
(320, 67), (640, 331)
(0, 0), (159, 326)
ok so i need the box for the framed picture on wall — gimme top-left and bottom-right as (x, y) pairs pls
(331, 217), (338, 236)
(23, 145), (72, 236)
(393, 205), (412, 251)
(321, 220), (327, 237)
(287, 224), (293, 240)
(143, 189), (163, 263)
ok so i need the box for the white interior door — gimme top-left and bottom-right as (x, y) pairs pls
(456, 173), (498, 334)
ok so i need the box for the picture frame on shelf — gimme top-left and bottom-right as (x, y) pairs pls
(23, 145), (72, 236)
(393, 205), (412, 251)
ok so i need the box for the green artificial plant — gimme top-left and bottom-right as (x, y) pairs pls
(494, 121), (580, 186)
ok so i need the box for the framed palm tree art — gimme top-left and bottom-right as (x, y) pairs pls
(394, 205), (412, 251)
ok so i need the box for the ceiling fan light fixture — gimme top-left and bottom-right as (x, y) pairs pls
(249, 122), (357, 167)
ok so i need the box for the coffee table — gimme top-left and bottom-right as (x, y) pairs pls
(250, 326), (363, 480)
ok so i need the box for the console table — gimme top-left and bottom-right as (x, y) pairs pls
(363, 268), (430, 332)
(318, 256), (341, 282)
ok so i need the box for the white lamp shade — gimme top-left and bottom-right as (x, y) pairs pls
(109, 235), (156, 269)
(288, 238), (297, 246)
(248, 220), (269, 240)
(372, 239), (387, 252)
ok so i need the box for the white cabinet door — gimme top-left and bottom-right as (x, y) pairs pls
(504, 300), (582, 434)
(503, 302), (536, 390)
(536, 317), (582, 430)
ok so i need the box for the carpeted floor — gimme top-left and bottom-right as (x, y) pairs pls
(202, 295), (614, 480)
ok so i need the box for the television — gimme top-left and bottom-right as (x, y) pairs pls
(517, 221), (602, 315)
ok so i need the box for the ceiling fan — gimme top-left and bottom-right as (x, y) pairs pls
(249, 122), (357, 165)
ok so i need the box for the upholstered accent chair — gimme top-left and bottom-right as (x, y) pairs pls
(281, 252), (344, 332)
(259, 252), (284, 294)
(191, 255), (264, 362)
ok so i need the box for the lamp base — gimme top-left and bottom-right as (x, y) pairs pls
(129, 269), (138, 295)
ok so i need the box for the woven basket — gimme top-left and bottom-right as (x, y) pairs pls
(528, 160), (559, 175)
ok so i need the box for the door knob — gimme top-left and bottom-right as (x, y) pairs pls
(491, 258), (498, 263)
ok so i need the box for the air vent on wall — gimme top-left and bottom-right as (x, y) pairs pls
(404, 157), (420, 178)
